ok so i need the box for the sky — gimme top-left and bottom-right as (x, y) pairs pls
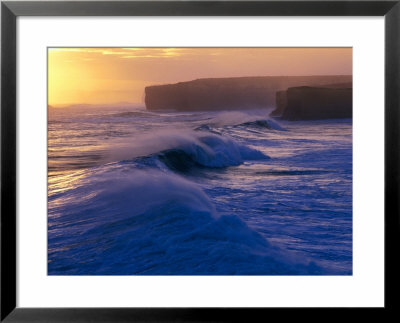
(48, 47), (352, 106)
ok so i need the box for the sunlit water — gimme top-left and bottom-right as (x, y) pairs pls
(48, 105), (352, 275)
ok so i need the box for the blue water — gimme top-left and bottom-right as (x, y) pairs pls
(48, 106), (352, 275)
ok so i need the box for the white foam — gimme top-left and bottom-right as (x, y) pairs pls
(106, 129), (268, 167)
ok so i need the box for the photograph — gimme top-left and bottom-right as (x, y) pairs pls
(47, 47), (353, 276)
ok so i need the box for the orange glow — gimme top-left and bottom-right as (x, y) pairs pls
(48, 48), (352, 106)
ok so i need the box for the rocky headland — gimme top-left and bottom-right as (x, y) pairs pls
(144, 76), (352, 113)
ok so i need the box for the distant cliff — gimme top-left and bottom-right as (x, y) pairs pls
(270, 91), (287, 117)
(144, 76), (352, 111)
(275, 85), (352, 120)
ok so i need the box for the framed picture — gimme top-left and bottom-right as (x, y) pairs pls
(1, 0), (399, 321)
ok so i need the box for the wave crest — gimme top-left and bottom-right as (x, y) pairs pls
(106, 129), (269, 169)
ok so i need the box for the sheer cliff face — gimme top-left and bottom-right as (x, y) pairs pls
(145, 80), (271, 111)
(270, 82), (353, 120)
(270, 91), (287, 117)
(281, 87), (352, 120)
(144, 76), (352, 112)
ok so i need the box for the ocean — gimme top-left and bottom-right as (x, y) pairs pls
(48, 105), (352, 275)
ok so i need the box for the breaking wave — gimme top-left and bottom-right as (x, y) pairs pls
(106, 129), (269, 169)
(48, 168), (323, 275)
(48, 107), (352, 276)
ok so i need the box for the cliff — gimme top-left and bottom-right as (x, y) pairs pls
(144, 76), (352, 111)
(270, 90), (287, 117)
(278, 86), (352, 120)
(270, 82), (352, 119)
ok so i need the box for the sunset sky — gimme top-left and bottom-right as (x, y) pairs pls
(48, 47), (352, 106)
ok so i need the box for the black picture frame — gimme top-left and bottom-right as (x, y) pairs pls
(1, 0), (399, 321)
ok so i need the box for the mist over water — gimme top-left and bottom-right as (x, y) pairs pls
(48, 105), (352, 275)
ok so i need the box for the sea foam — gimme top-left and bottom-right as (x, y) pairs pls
(106, 129), (269, 168)
(203, 110), (287, 131)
